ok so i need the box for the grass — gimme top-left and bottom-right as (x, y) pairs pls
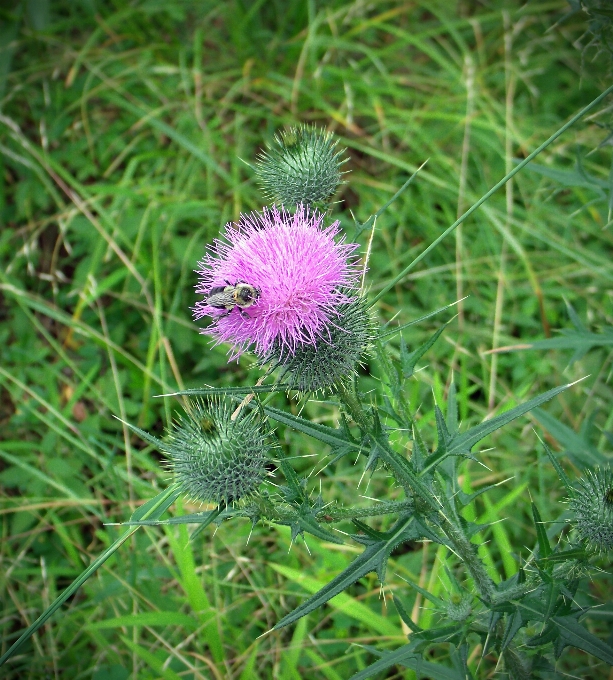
(1, 0), (612, 678)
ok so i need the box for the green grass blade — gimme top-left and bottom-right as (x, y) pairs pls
(0, 483), (180, 666)
(120, 636), (184, 680)
(85, 612), (199, 630)
(368, 83), (613, 308)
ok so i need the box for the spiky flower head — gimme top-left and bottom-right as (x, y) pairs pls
(260, 294), (375, 393)
(193, 205), (360, 360)
(163, 398), (274, 506)
(568, 466), (613, 553)
(255, 125), (347, 209)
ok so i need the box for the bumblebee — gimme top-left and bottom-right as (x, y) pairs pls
(206, 281), (260, 318)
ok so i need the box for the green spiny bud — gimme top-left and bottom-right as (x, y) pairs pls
(569, 466), (613, 553)
(445, 592), (472, 622)
(255, 125), (347, 209)
(163, 398), (275, 506)
(259, 294), (375, 393)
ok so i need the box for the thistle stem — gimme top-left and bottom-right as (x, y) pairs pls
(336, 380), (373, 431)
(335, 380), (497, 602)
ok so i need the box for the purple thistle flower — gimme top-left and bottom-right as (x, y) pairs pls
(193, 205), (360, 359)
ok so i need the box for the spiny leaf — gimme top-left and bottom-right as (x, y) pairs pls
(272, 514), (417, 630)
(537, 547), (588, 564)
(501, 609), (524, 651)
(447, 382), (579, 457)
(538, 436), (573, 491)
(552, 616), (613, 665)
(349, 644), (466, 680)
(392, 595), (422, 632)
(115, 416), (165, 453)
(262, 404), (360, 451)
(157, 384), (289, 398)
(400, 321), (451, 379)
(379, 299), (465, 341)
(293, 513), (344, 545)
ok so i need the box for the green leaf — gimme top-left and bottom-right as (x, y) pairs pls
(121, 509), (222, 527)
(447, 382), (579, 457)
(262, 404), (361, 451)
(537, 547), (588, 564)
(130, 486), (183, 523)
(272, 514), (417, 630)
(552, 616), (613, 665)
(501, 609), (524, 651)
(350, 644), (466, 680)
(115, 416), (165, 453)
(400, 321), (451, 379)
(269, 565), (401, 637)
(398, 575), (446, 608)
(392, 595), (422, 632)
(295, 514), (344, 545)
(538, 435), (573, 491)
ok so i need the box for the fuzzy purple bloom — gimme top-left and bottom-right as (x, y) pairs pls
(193, 205), (360, 359)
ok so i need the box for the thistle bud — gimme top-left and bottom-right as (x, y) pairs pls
(260, 294), (375, 393)
(445, 592), (472, 622)
(569, 466), (613, 553)
(163, 398), (274, 506)
(255, 125), (347, 209)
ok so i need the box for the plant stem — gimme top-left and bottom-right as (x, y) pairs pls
(336, 380), (373, 431)
(335, 380), (497, 602)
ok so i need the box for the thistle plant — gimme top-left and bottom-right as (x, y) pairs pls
(3, 92), (613, 678)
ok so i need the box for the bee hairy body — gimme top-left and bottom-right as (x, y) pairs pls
(206, 281), (260, 318)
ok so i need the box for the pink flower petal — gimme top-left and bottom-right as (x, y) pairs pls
(193, 205), (360, 359)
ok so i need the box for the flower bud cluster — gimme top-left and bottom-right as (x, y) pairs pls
(179, 128), (374, 503)
(194, 127), (375, 393)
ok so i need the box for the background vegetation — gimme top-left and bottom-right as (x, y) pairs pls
(1, 0), (612, 678)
